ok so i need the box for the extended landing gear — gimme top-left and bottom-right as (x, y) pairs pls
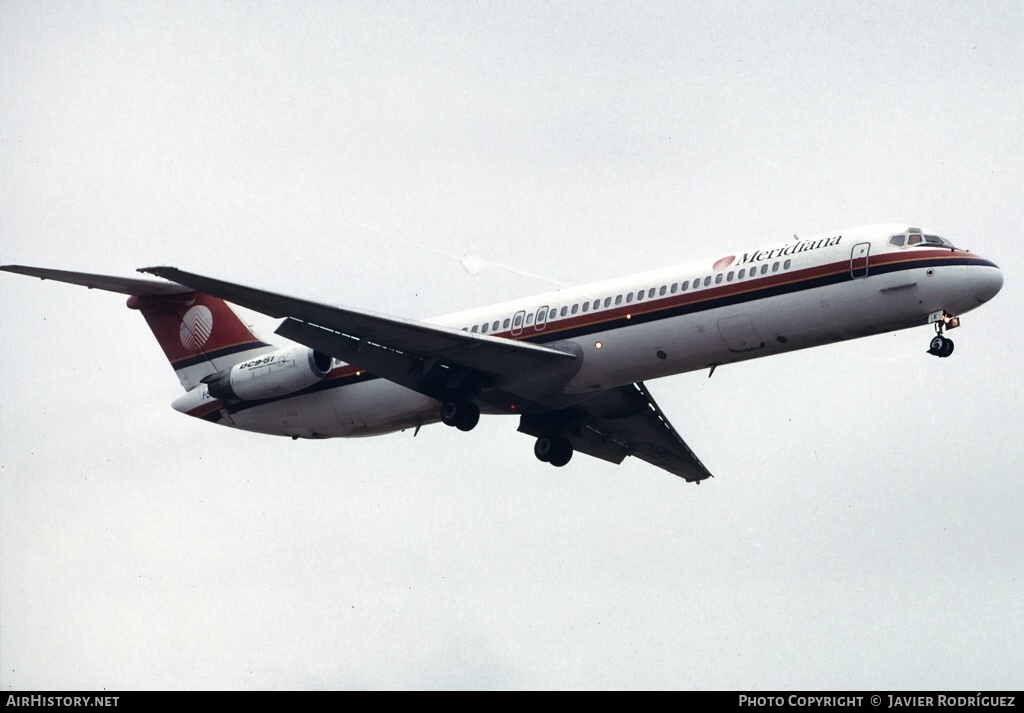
(927, 312), (958, 358)
(534, 436), (573, 468)
(440, 400), (480, 432)
(928, 334), (954, 358)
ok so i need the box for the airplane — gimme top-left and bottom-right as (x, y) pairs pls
(1, 224), (1003, 483)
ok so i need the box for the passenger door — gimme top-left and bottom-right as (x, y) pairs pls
(850, 242), (871, 279)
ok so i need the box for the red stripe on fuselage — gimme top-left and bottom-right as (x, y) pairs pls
(468, 249), (988, 342)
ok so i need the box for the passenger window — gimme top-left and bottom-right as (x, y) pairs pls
(659, 285), (667, 296)
(738, 268), (745, 279)
(492, 321), (499, 331)
(704, 276), (712, 287)
(592, 299), (600, 310)
(526, 313), (533, 325)
(626, 293), (634, 303)
(503, 318), (510, 328)
(481, 323), (489, 333)
(560, 306), (568, 317)
(462, 327), (468, 331)
(636, 290), (644, 301)
(670, 283), (677, 294)
(513, 313), (523, 327)
(571, 304), (578, 314)
(682, 280), (689, 291)
(471, 325), (479, 333)
(648, 288), (656, 298)
(604, 297), (612, 308)
(783, 259), (791, 270)
(615, 295), (622, 305)
(760, 264), (768, 275)
(772, 262), (779, 272)
(726, 271), (734, 282)
(582, 302), (589, 313)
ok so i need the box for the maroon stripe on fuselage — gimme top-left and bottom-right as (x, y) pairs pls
(471, 250), (992, 343)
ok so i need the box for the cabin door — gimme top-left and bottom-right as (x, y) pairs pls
(850, 242), (871, 278)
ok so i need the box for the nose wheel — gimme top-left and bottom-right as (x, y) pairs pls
(928, 335), (954, 358)
(927, 316), (955, 358)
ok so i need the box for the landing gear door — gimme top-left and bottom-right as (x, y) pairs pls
(851, 242), (870, 279)
(511, 310), (526, 336)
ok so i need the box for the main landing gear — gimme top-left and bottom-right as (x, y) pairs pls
(927, 312), (959, 358)
(533, 436), (573, 468)
(440, 400), (576, 470)
(440, 400), (480, 432)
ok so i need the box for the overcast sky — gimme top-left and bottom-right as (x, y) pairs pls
(1, 0), (1022, 690)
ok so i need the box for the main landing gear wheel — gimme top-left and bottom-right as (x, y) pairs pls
(928, 335), (954, 358)
(534, 436), (573, 468)
(440, 400), (480, 431)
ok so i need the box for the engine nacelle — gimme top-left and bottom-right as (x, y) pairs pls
(205, 346), (333, 401)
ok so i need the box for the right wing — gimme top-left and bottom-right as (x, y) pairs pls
(518, 381), (713, 482)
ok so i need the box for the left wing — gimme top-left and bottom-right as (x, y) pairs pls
(518, 382), (713, 482)
(140, 267), (576, 402)
(1, 265), (192, 296)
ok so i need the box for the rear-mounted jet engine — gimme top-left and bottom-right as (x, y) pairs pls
(203, 346), (332, 401)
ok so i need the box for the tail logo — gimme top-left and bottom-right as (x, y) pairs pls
(179, 305), (214, 351)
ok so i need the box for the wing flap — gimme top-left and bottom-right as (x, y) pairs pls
(277, 318), (459, 401)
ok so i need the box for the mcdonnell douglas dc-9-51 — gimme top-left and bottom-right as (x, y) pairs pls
(1, 224), (1003, 483)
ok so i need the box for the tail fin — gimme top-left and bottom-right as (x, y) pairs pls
(126, 292), (274, 390)
(1, 265), (274, 390)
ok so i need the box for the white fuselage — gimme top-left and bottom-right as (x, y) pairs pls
(174, 224), (1003, 438)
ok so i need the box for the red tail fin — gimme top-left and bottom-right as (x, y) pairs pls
(127, 292), (273, 390)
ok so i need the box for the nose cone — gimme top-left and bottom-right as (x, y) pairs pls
(974, 265), (1003, 304)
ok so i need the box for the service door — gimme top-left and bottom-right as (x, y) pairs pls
(717, 315), (765, 353)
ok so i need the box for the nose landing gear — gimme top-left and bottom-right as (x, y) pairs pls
(928, 334), (954, 358)
(927, 311), (958, 358)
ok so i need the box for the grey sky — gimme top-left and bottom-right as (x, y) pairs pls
(1, 0), (1022, 689)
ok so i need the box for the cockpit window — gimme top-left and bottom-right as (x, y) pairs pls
(922, 234), (955, 248)
(893, 231), (956, 249)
